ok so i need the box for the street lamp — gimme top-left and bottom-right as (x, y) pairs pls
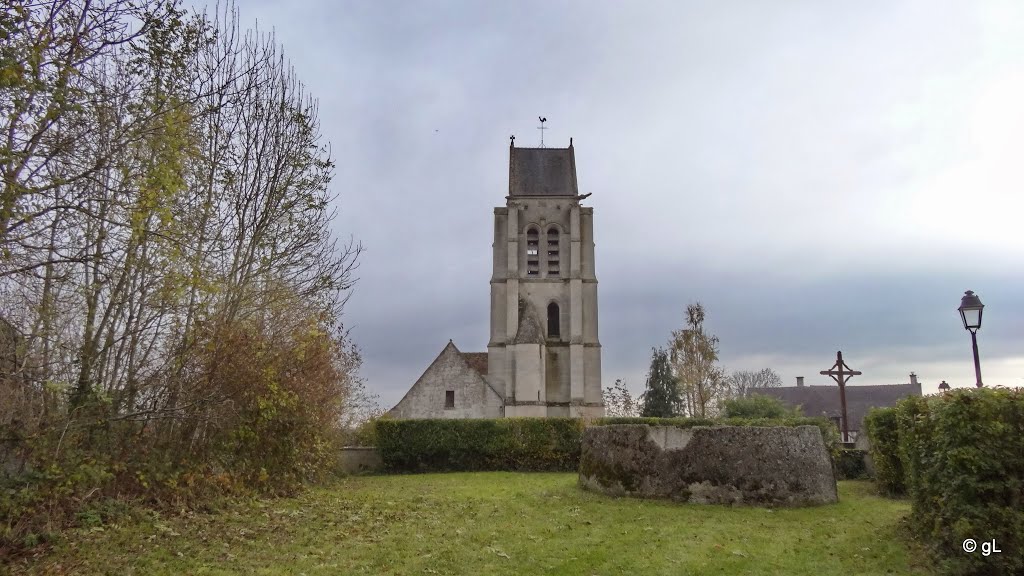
(957, 290), (984, 388)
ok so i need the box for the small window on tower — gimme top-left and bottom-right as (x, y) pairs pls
(445, 390), (455, 409)
(547, 302), (560, 338)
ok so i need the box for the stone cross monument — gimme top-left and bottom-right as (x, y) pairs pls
(819, 350), (861, 443)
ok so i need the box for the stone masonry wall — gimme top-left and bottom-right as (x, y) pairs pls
(338, 447), (383, 475)
(579, 425), (838, 506)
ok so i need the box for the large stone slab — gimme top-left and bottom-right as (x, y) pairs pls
(579, 425), (838, 506)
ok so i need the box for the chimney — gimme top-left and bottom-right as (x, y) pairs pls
(910, 372), (918, 386)
(796, 376), (804, 387)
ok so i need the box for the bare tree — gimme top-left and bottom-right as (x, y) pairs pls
(726, 368), (783, 399)
(0, 0), (362, 446)
(669, 302), (726, 418)
(0, 0), (174, 254)
(603, 378), (640, 418)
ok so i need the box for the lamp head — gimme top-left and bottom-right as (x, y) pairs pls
(958, 290), (984, 332)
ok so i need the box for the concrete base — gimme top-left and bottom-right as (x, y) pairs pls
(338, 447), (383, 475)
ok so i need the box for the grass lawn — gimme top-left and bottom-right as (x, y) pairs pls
(16, 473), (930, 575)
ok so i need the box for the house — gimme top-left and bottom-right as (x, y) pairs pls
(388, 341), (504, 419)
(752, 374), (923, 441)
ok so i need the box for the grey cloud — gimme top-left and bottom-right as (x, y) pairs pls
(220, 0), (1024, 407)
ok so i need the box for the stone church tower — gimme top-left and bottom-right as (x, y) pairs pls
(388, 138), (603, 419)
(488, 140), (603, 418)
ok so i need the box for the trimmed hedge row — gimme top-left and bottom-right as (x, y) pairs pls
(375, 416), (842, 473)
(375, 418), (584, 473)
(896, 388), (1024, 576)
(863, 407), (904, 495)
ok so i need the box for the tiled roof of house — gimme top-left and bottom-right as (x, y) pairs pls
(752, 383), (922, 431)
(461, 352), (488, 378)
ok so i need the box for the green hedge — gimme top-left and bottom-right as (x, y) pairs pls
(376, 416), (843, 474)
(721, 395), (801, 419)
(375, 418), (584, 473)
(896, 388), (1024, 575)
(835, 449), (868, 480)
(863, 407), (905, 495)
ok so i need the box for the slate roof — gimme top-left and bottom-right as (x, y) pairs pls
(752, 383), (922, 431)
(461, 352), (488, 378)
(509, 146), (578, 197)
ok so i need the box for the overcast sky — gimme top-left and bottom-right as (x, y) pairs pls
(234, 0), (1024, 406)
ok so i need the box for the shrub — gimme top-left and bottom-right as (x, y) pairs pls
(195, 315), (356, 492)
(863, 407), (904, 495)
(375, 418), (584, 473)
(834, 449), (868, 480)
(896, 388), (1024, 575)
(721, 395), (799, 419)
(342, 418), (382, 447)
(0, 310), (363, 560)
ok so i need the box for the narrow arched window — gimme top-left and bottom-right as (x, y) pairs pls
(526, 227), (539, 276)
(547, 302), (560, 338)
(547, 226), (560, 276)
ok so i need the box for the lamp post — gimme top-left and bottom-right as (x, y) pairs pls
(957, 290), (984, 388)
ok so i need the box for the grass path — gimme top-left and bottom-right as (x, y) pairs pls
(17, 474), (930, 575)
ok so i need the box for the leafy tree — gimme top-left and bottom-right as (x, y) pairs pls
(603, 378), (640, 418)
(0, 0), (367, 554)
(721, 395), (798, 419)
(0, 0), (160, 243)
(669, 303), (726, 418)
(640, 348), (679, 417)
(726, 368), (783, 399)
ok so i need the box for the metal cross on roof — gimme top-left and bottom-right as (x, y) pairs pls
(537, 116), (547, 147)
(819, 350), (862, 443)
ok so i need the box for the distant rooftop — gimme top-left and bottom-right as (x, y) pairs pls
(509, 145), (578, 197)
(753, 383), (922, 431)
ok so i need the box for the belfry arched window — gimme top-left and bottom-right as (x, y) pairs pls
(526, 227), (539, 276)
(547, 226), (560, 276)
(547, 302), (560, 338)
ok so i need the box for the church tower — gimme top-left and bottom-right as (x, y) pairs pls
(488, 139), (604, 418)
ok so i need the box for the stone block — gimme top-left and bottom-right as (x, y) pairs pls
(579, 425), (838, 506)
(339, 447), (383, 475)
